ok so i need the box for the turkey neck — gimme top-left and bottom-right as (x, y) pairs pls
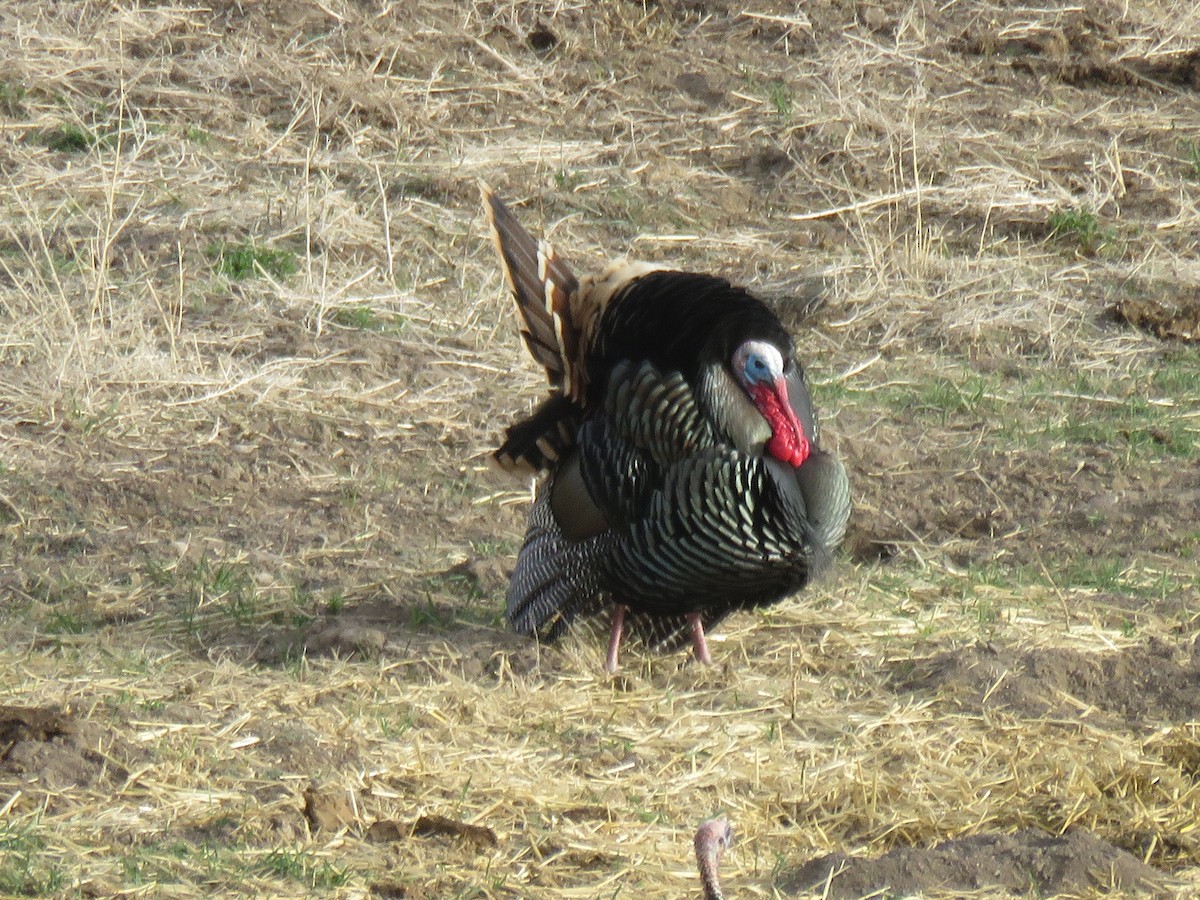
(698, 362), (772, 457)
(698, 855), (725, 900)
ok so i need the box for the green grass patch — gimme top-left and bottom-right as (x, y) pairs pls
(1059, 556), (1127, 592)
(812, 378), (850, 406)
(0, 825), (65, 897)
(207, 241), (298, 281)
(414, 567), (505, 629)
(332, 306), (379, 329)
(766, 80), (794, 117)
(174, 558), (263, 641)
(0, 81), (27, 116)
(377, 707), (417, 738)
(1047, 207), (1114, 256)
(740, 68), (794, 118)
(984, 366), (1200, 459)
(1151, 348), (1200, 397)
(119, 837), (240, 889)
(34, 119), (126, 154)
(433, 572), (484, 604)
(965, 559), (1039, 591)
(1041, 402), (1196, 459)
(185, 124), (212, 145)
(1180, 531), (1200, 561)
(325, 590), (347, 614)
(553, 168), (586, 191)
(914, 375), (1000, 423)
(39, 122), (97, 153)
(259, 849), (351, 889)
(202, 561), (258, 624)
(408, 595), (466, 630)
(1182, 139), (1200, 182)
(964, 553), (1186, 601)
(863, 372), (1003, 426)
(42, 609), (97, 636)
(330, 305), (406, 333)
(470, 537), (519, 559)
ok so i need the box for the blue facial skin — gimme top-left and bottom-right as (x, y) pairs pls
(742, 351), (776, 385)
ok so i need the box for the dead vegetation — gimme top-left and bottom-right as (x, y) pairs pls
(0, 0), (1198, 897)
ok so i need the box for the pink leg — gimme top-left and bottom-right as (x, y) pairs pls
(605, 605), (627, 673)
(688, 613), (713, 666)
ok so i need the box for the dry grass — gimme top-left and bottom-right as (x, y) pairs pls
(1, 0), (1199, 897)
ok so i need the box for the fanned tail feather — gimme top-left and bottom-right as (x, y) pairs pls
(493, 395), (578, 474)
(479, 182), (580, 393)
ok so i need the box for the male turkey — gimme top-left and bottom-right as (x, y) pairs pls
(481, 183), (849, 671)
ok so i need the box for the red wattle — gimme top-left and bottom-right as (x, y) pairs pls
(749, 382), (810, 468)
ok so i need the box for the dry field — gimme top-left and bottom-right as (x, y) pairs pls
(1, 1), (1199, 897)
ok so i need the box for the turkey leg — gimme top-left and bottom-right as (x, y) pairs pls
(605, 605), (627, 672)
(687, 613), (714, 666)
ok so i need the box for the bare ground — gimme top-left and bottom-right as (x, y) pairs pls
(1, 0), (1199, 897)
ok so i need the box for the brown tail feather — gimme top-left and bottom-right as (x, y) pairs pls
(480, 182), (581, 394)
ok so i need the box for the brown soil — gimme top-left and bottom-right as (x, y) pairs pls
(845, 436), (1200, 577)
(896, 639), (1200, 726)
(0, 706), (139, 793)
(784, 827), (1171, 898)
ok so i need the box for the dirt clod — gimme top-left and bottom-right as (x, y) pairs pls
(301, 619), (389, 657)
(365, 819), (407, 843)
(1110, 292), (1200, 343)
(413, 814), (499, 850)
(303, 782), (357, 832)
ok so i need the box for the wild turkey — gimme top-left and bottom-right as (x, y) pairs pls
(694, 815), (733, 900)
(481, 183), (850, 670)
